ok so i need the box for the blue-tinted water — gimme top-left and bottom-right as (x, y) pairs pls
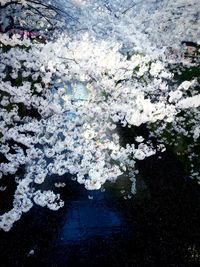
(59, 190), (123, 242)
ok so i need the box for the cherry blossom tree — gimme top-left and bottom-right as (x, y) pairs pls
(0, 0), (199, 231)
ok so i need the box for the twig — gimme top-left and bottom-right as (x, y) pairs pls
(58, 56), (78, 64)
(28, 0), (80, 23)
(122, 3), (137, 14)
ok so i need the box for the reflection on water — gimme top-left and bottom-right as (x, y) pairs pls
(59, 190), (123, 242)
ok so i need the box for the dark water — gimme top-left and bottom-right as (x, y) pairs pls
(0, 127), (200, 266)
(59, 190), (123, 243)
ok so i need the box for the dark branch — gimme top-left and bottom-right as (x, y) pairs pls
(27, 3), (54, 26)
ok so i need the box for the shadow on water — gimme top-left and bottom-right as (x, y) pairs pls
(0, 126), (200, 266)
